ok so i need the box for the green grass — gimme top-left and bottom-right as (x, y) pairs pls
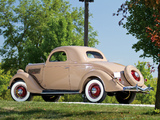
(0, 100), (159, 120)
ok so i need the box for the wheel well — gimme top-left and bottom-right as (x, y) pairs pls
(10, 78), (24, 87)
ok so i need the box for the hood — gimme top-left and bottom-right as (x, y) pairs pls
(90, 61), (125, 76)
(25, 63), (45, 73)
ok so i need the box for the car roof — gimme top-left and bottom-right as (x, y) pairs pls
(50, 46), (107, 62)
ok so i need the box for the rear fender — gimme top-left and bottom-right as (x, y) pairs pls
(79, 70), (123, 93)
(9, 69), (43, 93)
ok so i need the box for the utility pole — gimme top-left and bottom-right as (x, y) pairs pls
(84, 1), (89, 46)
(79, 0), (94, 46)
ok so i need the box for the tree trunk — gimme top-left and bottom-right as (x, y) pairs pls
(155, 61), (160, 109)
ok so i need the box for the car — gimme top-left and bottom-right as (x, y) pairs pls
(8, 46), (153, 103)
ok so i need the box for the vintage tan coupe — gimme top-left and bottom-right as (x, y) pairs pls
(8, 46), (153, 103)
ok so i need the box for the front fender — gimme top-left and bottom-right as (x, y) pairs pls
(79, 70), (123, 93)
(9, 69), (43, 93)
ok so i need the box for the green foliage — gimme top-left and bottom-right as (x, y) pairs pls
(102, 96), (118, 104)
(135, 61), (154, 81)
(59, 94), (83, 102)
(50, 51), (67, 62)
(154, 109), (160, 114)
(0, 0), (99, 74)
(123, 1), (159, 63)
(0, 66), (12, 100)
(132, 61), (157, 104)
(33, 96), (44, 102)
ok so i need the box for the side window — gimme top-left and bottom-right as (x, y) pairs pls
(86, 51), (103, 59)
(49, 51), (67, 62)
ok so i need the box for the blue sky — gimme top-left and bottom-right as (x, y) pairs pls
(0, 0), (158, 77)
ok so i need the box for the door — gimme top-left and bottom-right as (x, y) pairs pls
(43, 51), (70, 90)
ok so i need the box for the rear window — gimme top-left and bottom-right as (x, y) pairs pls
(86, 51), (103, 59)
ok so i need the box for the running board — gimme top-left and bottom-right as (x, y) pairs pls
(41, 90), (80, 95)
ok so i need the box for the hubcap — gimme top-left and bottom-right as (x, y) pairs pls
(89, 83), (101, 99)
(131, 70), (140, 81)
(18, 89), (23, 95)
(15, 86), (27, 98)
(91, 87), (97, 94)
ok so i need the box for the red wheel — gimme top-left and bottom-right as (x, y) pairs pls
(124, 65), (144, 86)
(16, 86), (27, 98)
(88, 83), (101, 99)
(85, 79), (106, 103)
(11, 81), (33, 102)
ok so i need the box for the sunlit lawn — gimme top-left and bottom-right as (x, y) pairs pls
(0, 100), (159, 120)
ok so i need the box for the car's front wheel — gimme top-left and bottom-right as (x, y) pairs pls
(85, 79), (106, 103)
(42, 95), (61, 102)
(116, 91), (136, 104)
(11, 81), (33, 102)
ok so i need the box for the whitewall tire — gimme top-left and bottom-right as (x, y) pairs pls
(85, 79), (106, 103)
(11, 81), (33, 102)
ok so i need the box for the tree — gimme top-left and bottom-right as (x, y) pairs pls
(114, 0), (160, 109)
(0, 0), (98, 74)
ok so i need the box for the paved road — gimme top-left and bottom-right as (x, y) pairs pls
(59, 102), (155, 107)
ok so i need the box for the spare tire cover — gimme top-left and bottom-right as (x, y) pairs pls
(124, 65), (144, 86)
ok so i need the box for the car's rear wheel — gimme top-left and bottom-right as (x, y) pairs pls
(85, 79), (106, 103)
(42, 95), (61, 102)
(116, 91), (136, 104)
(11, 81), (33, 102)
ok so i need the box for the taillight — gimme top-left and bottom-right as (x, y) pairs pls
(145, 79), (147, 82)
(131, 70), (140, 81)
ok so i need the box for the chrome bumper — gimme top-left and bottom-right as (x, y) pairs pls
(123, 84), (154, 92)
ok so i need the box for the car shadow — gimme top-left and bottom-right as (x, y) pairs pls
(0, 107), (131, 119)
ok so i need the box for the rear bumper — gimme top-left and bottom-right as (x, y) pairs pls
(123, 84), (154, 92)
